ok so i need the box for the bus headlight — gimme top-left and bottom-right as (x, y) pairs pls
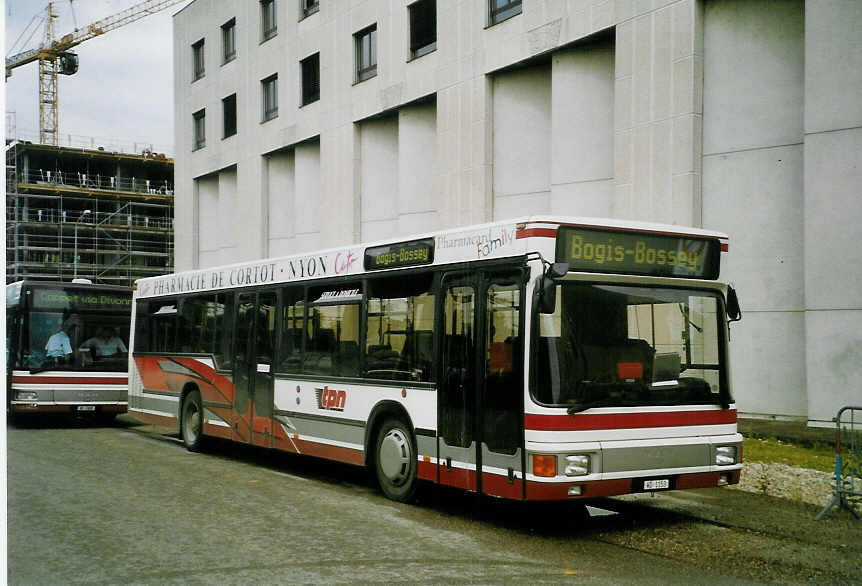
(715, 446), (737, 466)
(15, 391), (38, 401)
(565, 454), (591, 476)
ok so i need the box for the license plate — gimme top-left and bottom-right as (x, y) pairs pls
(77, 406), (96, 412)
(643, 479), (670, 490)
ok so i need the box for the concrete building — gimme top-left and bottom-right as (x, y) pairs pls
(6, 141), (174, 286)
(173, 0), (862, 426)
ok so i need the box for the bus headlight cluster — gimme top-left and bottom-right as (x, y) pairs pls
(715, 446), (737, 466)
(15, 391), (38, 401)
(565, 454), (591, 476)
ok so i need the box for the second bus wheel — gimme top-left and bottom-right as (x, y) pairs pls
(374, 418), (418, 502)
(181, 390), (205, 452)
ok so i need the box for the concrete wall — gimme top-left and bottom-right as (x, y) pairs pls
(492, 65), (551, 220)
(173, 0), (862, 425)
(803, 0), (862, 424)
(266, 150), (295, 257)
(613, 1), (704, 225)
(360, 115), (400, 242)
(551, 41), (615, 218)
(702, 0), (805, 419)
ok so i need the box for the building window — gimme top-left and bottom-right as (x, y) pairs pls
(261, 74), (278, 122)
(222, 94), (237, 138)
(193, 109), (206, 150)
(261, 0), (277, 41)
(354, 25), (377, 83)
(409, 0), (436, 59)
(222, 18), (236, 63)
(489, 0), (521, 25)
(192, 39), (205, 81)
(300, 0), (319, 19)
(300, 53), (320, 106)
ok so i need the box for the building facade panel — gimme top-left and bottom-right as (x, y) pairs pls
(172, 0), (861, 425)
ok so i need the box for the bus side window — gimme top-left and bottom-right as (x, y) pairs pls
(305, 283), (361, 378)
(278, 289), (305, 373)
(364, 274), (434, 382)
(215, 294), (235, 369)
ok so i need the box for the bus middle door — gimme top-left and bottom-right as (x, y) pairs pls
(233, 291), (276, 447)
(437, 270), (525, 498)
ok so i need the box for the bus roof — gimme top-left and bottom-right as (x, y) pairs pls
(135, 216), (729, 299)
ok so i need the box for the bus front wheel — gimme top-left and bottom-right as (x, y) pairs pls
(374, 418), (418, 502)
(181, 390), (205, 452)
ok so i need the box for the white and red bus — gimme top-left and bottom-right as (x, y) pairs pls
(129, 217), (743, 502)
(6, 279), (132, 420)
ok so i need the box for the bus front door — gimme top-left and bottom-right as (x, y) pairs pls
(438, 270), (524, 498)
(233, 291), (277, 447)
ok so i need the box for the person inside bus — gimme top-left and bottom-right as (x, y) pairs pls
(45, 317), (77, 364)
(81, 327), (128, 358)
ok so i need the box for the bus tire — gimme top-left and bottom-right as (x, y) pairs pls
(181, 390), (205, 452)
(374, 418), (417, 502)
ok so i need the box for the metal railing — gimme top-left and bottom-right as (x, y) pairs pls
(13, 169), (173, 196)
(6, 207), (173, 231)
(816, 406), (862, 520)
(6, 128), (172, 157)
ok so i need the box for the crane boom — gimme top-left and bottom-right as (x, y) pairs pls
(6, 0), (185, 74)
(5, 0), (186, 145)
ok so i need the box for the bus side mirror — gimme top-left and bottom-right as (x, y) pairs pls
(538, 263), (568, 314)
(727, 287), (742, 323)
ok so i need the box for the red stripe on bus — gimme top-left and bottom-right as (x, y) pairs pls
(515, 228), (557, 239)
(524, 470), (737, 501)
(482, 471), (524, 499)
(13, 376), (127, 385)
(524, 409), (737, 431)
(526, 478), (633, 500)
(292, 438), (365, 466)
(440, 466), (476, 491)
(417, 460), (437, 482)
(130, 410), (177, 429)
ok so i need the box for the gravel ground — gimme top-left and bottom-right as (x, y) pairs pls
(730, 461), (844, 508)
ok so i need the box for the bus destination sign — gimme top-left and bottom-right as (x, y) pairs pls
(364, 238), (435, 271)
(32, 289), (132, 311)
(556, 227), (720, 279)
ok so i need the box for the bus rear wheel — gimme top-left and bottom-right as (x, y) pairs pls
(374, 418), (417, 502)
(181, 390), (205, 452)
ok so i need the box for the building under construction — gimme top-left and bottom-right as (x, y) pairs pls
(5, 140), (174, 286)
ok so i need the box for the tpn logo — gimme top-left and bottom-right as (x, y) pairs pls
(315, 385), (346, 412)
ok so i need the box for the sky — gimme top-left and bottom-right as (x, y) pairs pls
(5, 0), (192, 155)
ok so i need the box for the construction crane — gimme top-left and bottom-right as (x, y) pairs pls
(5, 0), (186, 146)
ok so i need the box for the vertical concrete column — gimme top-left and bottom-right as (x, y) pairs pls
(295, 139), (323, 251)
(196, 174), (219, 269)
(614, 0), (703, 225)
(551, 41), (614, 217)
(803, 0), (862, 423)
(492, 66), (551, 220)
(436, 78), (492, 229)
(176, 172), (197, 270)
(359, 116), (399, 241)
(397, 101), (438, 236)
(266, 150), (296, 257)
(702, 0), (805, 419)
(319, 126), (357, 250)
(217, 167), (239, 265)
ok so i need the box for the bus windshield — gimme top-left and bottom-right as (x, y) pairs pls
(533, 283), (729, 410)
(13, 288), (131, 373)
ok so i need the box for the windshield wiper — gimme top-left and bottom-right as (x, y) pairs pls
(566, 380), (649, 413)
(567, 399), (610, 414)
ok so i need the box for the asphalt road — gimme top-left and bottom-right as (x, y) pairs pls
(7, 415), (861, 585)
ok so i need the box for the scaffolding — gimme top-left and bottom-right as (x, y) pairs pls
(5, 141), (174, 286)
